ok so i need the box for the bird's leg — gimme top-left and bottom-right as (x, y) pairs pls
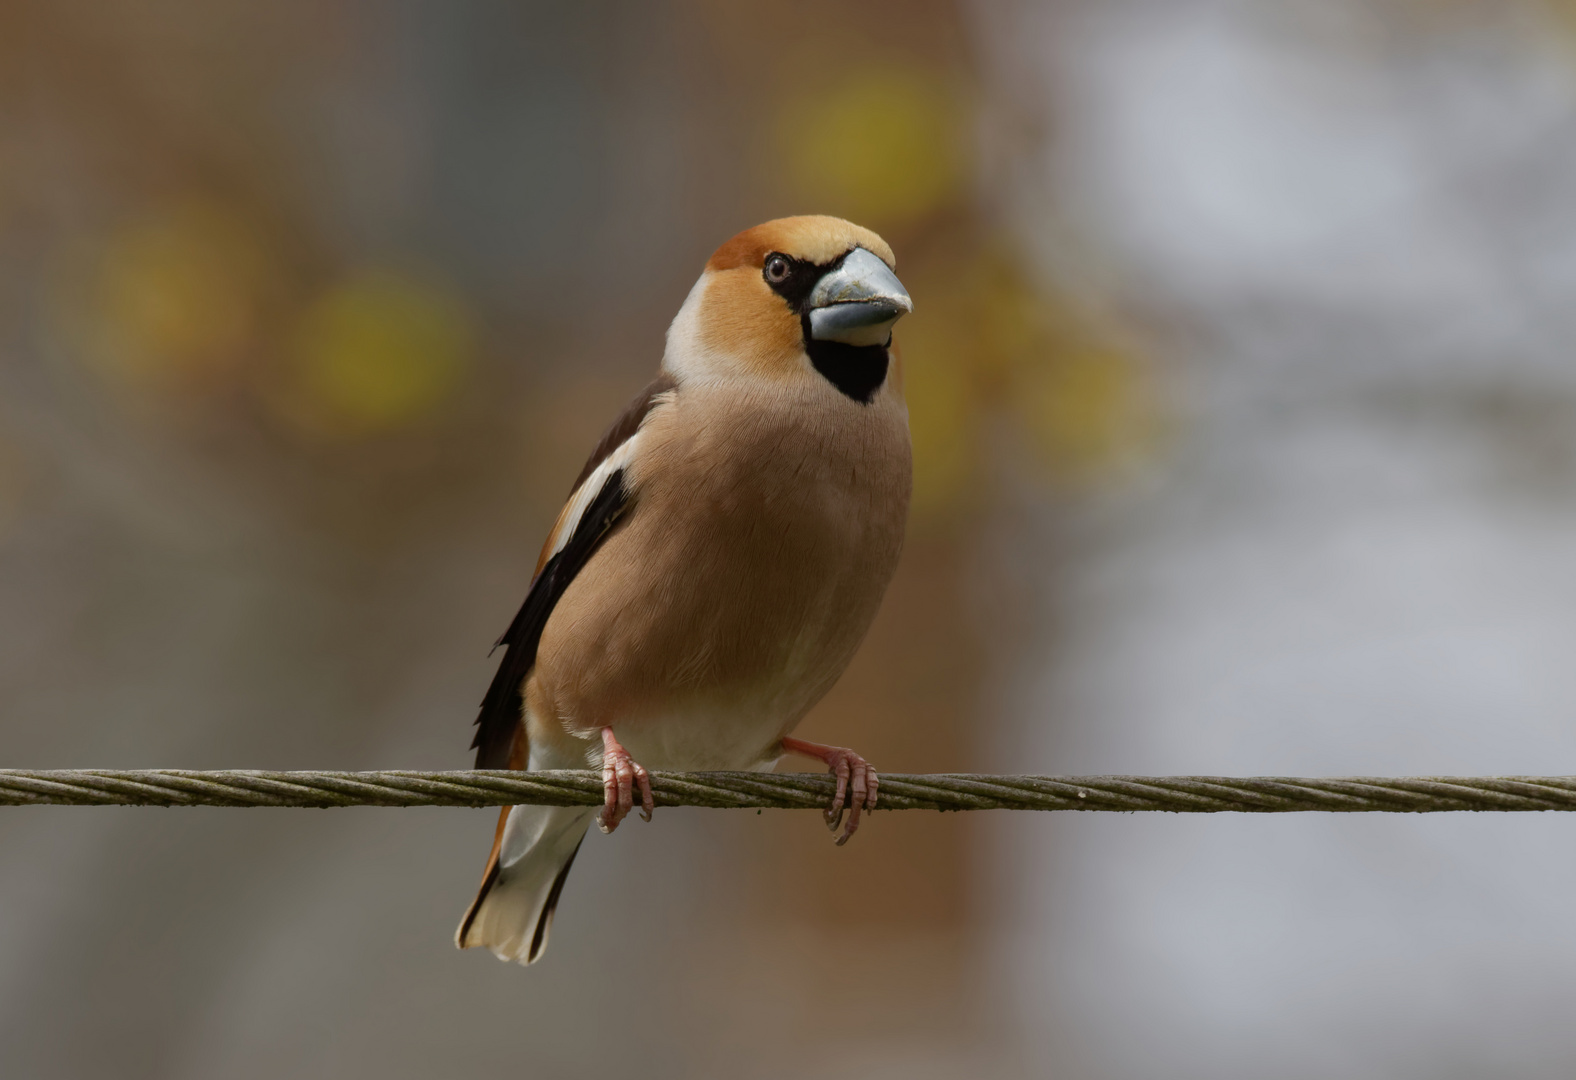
(780, 736), (879, 845)
(597, 727), (654, 834)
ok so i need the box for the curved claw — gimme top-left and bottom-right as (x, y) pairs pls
(824, 806), (845, 834)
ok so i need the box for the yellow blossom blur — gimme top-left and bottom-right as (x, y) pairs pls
(772, 65), (967, 230)
(898, 243), (1157, 515)
(1020, 344), (1155, 481)
(272, 271), (473, 437)
(87, 201), (273, 388)
(897, 310), (978, 515)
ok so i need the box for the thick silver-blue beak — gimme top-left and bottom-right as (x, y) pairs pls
(807, 248), (913, 348)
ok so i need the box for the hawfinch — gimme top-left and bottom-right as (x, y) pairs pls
(457, 216), (913, 964)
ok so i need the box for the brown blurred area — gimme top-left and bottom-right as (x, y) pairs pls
(0, 1), (1138, 1077)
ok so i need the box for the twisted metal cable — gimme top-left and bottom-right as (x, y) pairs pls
(4, 769), (1576, 812)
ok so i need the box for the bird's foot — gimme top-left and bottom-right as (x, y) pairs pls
(597, 727), (653, 833)
(780, 736), (879, 845)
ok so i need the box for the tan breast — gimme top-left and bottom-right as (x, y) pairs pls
(527, 373), (911, 770)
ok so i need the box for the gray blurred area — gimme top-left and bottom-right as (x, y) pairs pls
(3, 0), (1576, 1076)
(979, 1), (1576, 1077)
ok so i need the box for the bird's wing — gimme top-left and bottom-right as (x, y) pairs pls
(470, 372), (678, 769)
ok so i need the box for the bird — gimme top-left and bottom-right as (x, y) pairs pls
(456, 215), (913, 965)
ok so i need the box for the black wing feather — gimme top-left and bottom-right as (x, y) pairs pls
(470, 469), (632, 769)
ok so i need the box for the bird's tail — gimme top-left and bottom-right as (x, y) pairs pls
(456, 803), (596, 964)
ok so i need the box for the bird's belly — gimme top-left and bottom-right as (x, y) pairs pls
(535, 510), (891, 769)
(608, 695), (792, 772)
(530, 384), (910, 771)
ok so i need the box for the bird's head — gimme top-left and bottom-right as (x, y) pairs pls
(663, 216), (912, 404)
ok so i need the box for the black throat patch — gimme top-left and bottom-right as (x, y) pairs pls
(802, 330), (890, 404)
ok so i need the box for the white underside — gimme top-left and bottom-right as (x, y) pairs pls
(602, 703), (787, 774)
(461, 800), (594, 965)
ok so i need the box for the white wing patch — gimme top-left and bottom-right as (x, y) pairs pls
(546, 431), (644, 563)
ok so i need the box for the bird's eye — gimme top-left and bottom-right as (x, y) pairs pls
(764, 254), (791, 284)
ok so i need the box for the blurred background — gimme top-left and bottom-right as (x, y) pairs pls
(3, 0), (1576, 1075)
